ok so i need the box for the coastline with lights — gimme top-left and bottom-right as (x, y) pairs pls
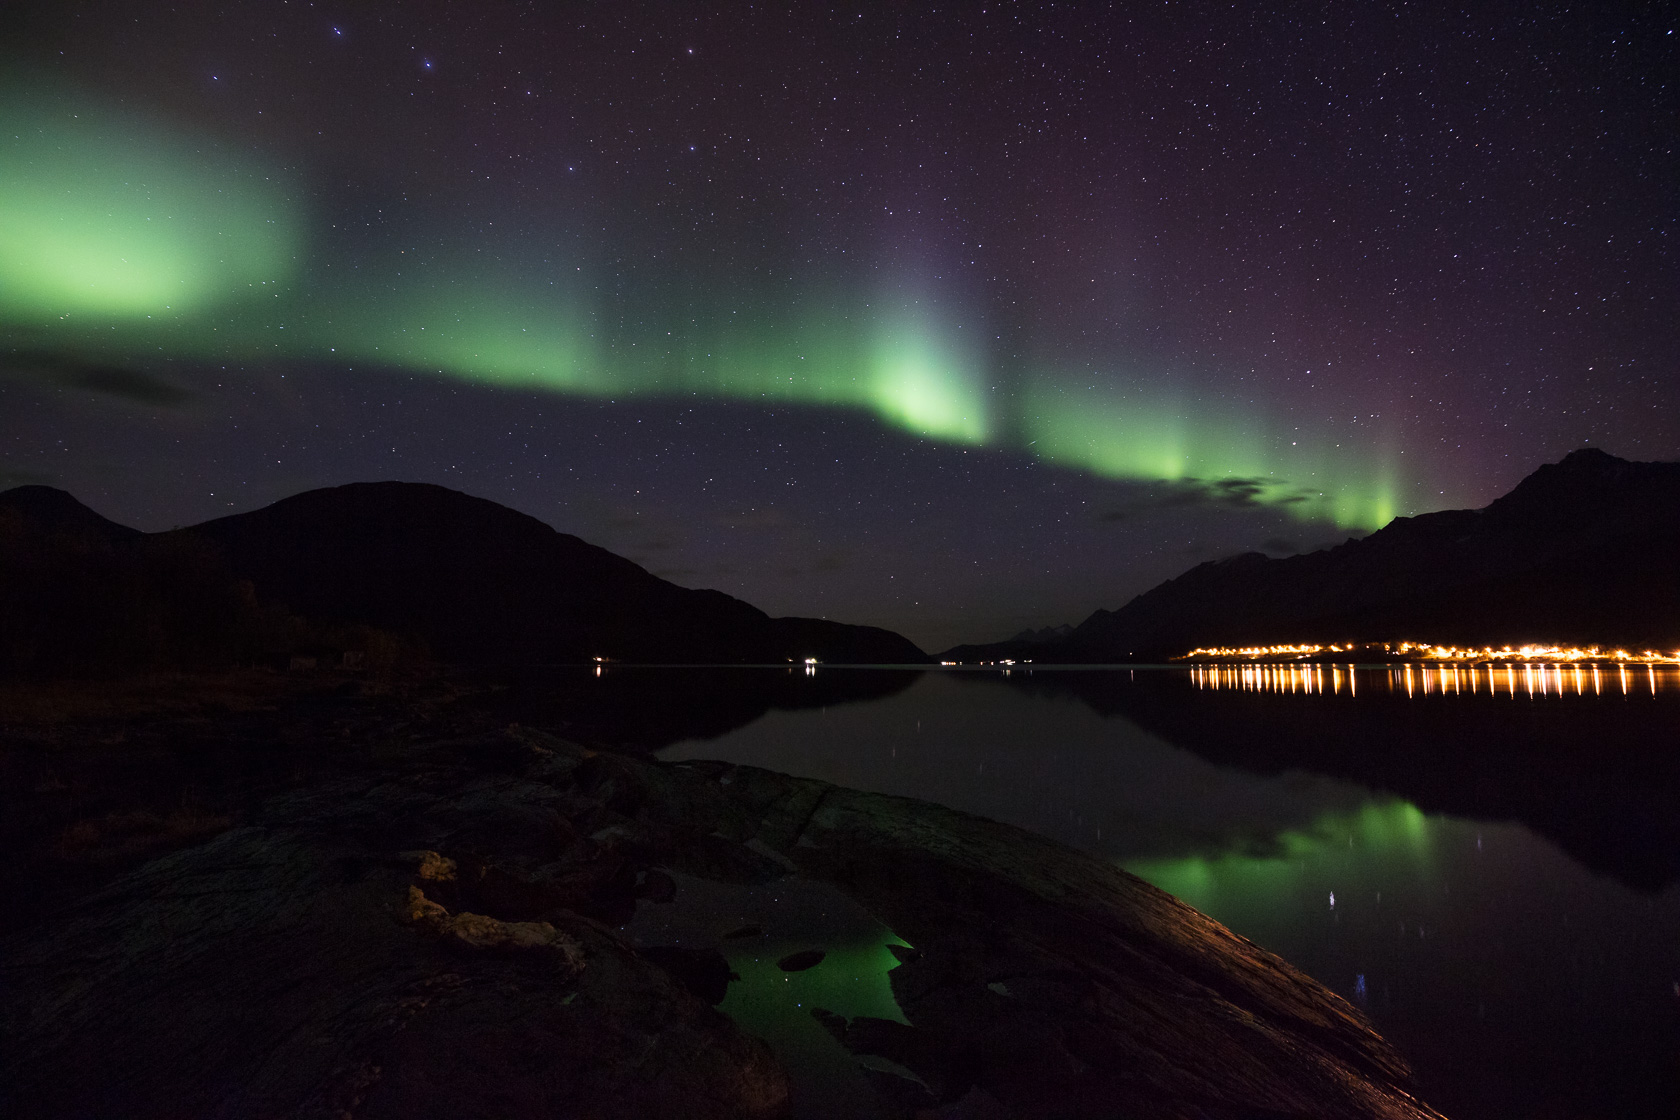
(939, 451), (1680, 669)
(1176, 641), (1680, 665)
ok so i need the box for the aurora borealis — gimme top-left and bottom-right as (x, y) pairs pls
(2, 2), (1676, 647)
(0, 75), (1393, 526)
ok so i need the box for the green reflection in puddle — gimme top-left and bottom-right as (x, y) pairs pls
(625, 868), (912, 1117)
(719, 932), (912, 1119)
(1123, 798), (1435, 916)
(721, 934), (911, 1030)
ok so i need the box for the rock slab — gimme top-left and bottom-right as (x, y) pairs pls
(1, 727), (1447, 1119)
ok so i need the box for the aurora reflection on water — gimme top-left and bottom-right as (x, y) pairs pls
(659, 667), (1680, 1119)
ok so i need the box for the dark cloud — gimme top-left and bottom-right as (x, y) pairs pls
(1264, 532), (1375, 557)
(2, 350), (192, 407)
(0, 467), (56, 488)
(1096, 477), (1315, 524)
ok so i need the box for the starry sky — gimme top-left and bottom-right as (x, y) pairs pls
(1, 2), (1675, 650)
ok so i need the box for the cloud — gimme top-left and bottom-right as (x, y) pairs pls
(1, 350), (192, 406)
(1096, 476), (1316, 523)
(0, 467), (56, 488)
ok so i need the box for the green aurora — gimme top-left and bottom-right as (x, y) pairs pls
(0, 84), (297, 320)
(1, 85), (1402, 529)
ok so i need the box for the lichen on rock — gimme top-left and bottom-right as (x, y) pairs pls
(400, 850), (458, 882)
(403, 885), (585, 971)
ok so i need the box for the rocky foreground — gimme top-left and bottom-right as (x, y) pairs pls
(1, 720), (1446, 1119)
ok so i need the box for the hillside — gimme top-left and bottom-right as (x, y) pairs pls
(0, 482), (926, 672)
(181, 482), (925, 665)
(944, 449), (1680, 662)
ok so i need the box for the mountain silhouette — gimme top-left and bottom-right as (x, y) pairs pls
(944, 448), (1680, 662)
(0, 484), (141, 546)
(0, 482), (926, 671)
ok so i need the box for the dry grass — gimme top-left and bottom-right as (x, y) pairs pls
(0, 664), (445, 727)
(55, 806), (234, 864)
(0, 669), (295, 725)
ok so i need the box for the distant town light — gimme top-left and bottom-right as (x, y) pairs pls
(1177, 641), (1680, 665)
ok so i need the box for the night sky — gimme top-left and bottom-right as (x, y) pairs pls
(2, 2), (1675, 650)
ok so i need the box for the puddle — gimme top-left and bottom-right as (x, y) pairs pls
(624, 869), (911, 1119)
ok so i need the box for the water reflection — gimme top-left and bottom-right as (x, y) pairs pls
(1124, 799), (1434, 911)
(1015, 667), (1680, 891)
(625, 871), (909, 1120)
(1188, 660), (1676, 698)
(1121, 799), (1680, 1120)
(463, 663), (919, 749)
(661, 670), (1680, 1120)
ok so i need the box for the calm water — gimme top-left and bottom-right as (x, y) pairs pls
(653, 666), (1680, 1120)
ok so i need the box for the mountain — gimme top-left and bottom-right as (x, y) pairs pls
(1009, 623), (1074, 644)
(943, 449), (1680, 662)
(0, 482), (926, 671)
(0, 485), (288, 675)
(0, 484), (141, 546)
(182, 482), (925, 664)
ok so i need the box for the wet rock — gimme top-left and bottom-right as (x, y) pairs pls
(0, 782), (788, 1119)
(860, 1064), (941, 1119)
(720, 769), (1446, 1119)
(0, 725), (1446, 1120)
(887, 942), (921, 964)
(637, 866), (678, 902)
(776, 948), (827, 972)
(640, 945), (738, 1005)
(845, 1016), (959, 1098)
(809, 1007), (849, 1043)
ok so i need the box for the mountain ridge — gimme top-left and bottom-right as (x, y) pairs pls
(0, 481), (927, 671)
(943, 449), (1680, 662)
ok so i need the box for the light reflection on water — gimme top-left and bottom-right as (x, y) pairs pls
(624, 870), (909, 1120)
(1124, 799), (1434, 911)
(1121, 801), (1679, 1120)
(659, 668), (1680, 1120)
(1190, 660), (1676, 697)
